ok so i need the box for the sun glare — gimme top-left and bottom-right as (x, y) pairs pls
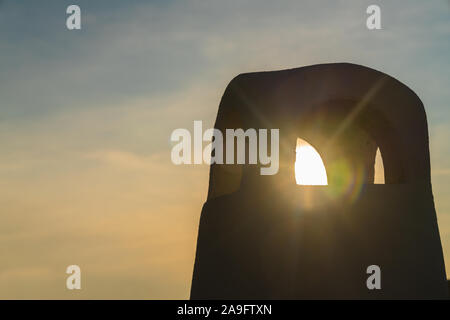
(295, 138), (328, 185)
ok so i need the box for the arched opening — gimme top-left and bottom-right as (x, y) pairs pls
(295, 138), (328, 185)
(374, 147), (385, 184)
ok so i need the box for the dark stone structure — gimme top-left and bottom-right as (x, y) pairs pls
(190, 63), (448, 299)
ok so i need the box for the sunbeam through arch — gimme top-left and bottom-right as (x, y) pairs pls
(295, 138), (328, 185)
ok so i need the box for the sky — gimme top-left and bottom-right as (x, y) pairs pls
(0, 0), (449, 299)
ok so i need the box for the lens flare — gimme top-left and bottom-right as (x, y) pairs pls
(326, 157), (366, 203)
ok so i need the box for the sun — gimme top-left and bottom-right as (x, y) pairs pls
(295, 138), (328, 185)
